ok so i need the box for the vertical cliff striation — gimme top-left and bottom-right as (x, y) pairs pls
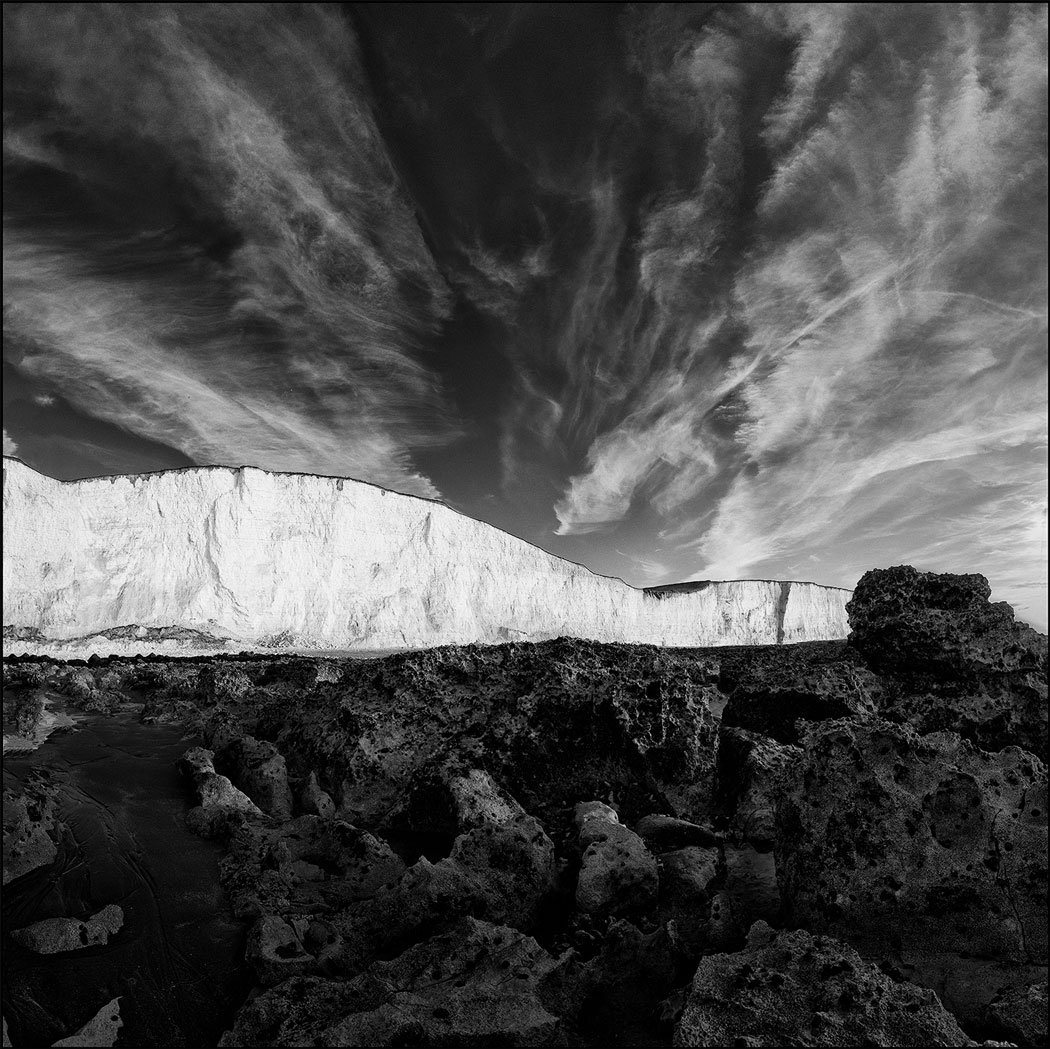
(2, 458), (850, 654)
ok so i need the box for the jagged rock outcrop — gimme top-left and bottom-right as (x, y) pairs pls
(2, 457), (850, 655)
(674, 922), (978, 1047)
(775, 718), (1048, 1025)
(176, 746), (264, 838)
(10, 905), (123, 954)
(220, 918), (566, 1047)
(848, 565), (1048, 753)
(720, 657), (881, 744)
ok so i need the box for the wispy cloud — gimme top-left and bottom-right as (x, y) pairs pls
(544, 4), (1047, 626)
(3, 3), (455, 495)
(2, 430), (18, 457)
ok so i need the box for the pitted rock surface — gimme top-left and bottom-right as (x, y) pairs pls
(220, 815), (407, 920)
(713, 725), (800, 851)
(575, 802), (659, 916)
(674, 922), (977, 1047)
(2, 775), (62, 884)
(721, 658), (881, 744)
(776, 718), (1048, 1023)
(217, 735), (294, 819)
(11, 905), (123, 954)
(176, 747), (264, 839)
(219, 918), (566, 1047)
(847, 565), (1047, 753)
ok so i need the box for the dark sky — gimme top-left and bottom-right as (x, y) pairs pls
(3, 3), (1047, 628)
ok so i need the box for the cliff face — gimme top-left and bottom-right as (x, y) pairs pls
(2, 458), (850, 654)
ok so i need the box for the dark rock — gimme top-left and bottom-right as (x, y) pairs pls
(657, 845), (723, 948)
(245, 915), (316, 986)
(721, 658), (881, 744)
(275, 638), (723, 830)
(575, 801), (659, 917)
(299, 771), (336, 819)
(633, 813), (721, 850)
(571, 919), (680, 1047)
(220, 918), (566, 1047)
(217, 736), (294, 819)
(10, 905), (123, 954)
(847, 565), (1047, 753)
(176, 746), (264, 839)
(983, 981), (1048, 1047)
(221, 815), (406, 920)
(2, 775), (62, 884)
(776, 718), (1048, 1025)
(713, 726), (800, 850)
(674, 922), (977, 1047)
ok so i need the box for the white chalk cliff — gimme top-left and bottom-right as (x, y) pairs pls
(2, 457), (851, 656)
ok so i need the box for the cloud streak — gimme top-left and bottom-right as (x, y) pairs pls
(4, 3), (455, 494)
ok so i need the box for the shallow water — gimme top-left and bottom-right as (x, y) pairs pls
(2, 709), (252, 1047)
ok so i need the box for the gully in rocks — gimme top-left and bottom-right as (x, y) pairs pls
(2, 702), (252, 1048)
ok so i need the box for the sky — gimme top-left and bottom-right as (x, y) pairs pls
(3, 3), (1047, 629)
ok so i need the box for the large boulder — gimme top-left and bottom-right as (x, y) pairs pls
(656, 845), (723, 948)
(220, 918), (566, 1047)
(2, 776), (62, 884)
(574, 802), (659, 917)
(847, 566), (1047, 753)
(776, 718), (1048, 1025)
(674, 922), (977, 1047)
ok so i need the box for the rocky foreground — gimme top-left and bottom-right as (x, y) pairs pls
(2, 566), (1047, 1047)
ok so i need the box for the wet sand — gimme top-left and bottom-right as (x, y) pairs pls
(2, 709), (252, 1047)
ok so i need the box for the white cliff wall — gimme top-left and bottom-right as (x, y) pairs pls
(2, 458), (851, 652)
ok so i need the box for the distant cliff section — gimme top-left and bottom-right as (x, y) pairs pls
(2, 457), (851, 656)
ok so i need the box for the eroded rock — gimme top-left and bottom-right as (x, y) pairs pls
(300, 771), (335, 819)
(847, 565), (1047, 753)
(674, 923), (976, 1047)
(11, 905), (123, 954)
(220, 815), (406, 920)
(51, 998), (123, 1048)
(220, 918), (566, 1047)
(3, 776), (62, 884)
(575, 801), (659, 917)
(633, 814), (720, 851)
(713, 726), (800, 851)
(217, 736), (293, 819)
(721, 658), (881, 744)
(776, 718), (1048, 1024)
(983, 981), (1048, 1047)
(177, 747), (264, 839)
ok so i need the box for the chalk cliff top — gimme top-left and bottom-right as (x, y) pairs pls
(2, 457), (851, 656)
